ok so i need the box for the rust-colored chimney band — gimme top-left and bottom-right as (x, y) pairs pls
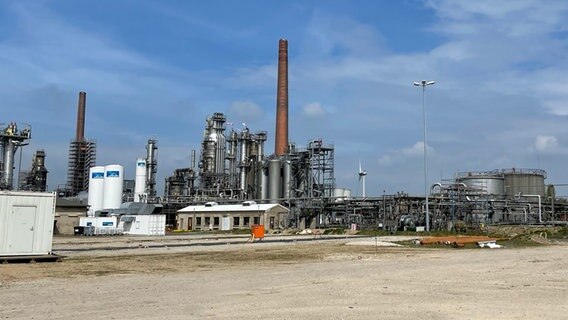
(275, 39), (288, 156)
(75, 91), (86, 141)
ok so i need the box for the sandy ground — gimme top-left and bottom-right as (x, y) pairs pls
(1, 235), (567, 319)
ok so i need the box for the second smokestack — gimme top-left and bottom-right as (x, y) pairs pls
(274, 39), (288, 156)
(75, 91), (87, 141)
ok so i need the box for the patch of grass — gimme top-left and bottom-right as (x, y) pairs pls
(323, 228), (345, 235)
(547, 227), (568, 239)
(497, 234), (546, 248)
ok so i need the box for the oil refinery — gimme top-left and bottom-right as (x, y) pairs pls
(1, 39), (567, 234)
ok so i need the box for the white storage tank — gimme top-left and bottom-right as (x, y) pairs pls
(0, 191), (56, 256)
(333, 188), (350, 202)
(103, 164), (124, 209)
(88, 166), (105, 214)
(134, 158), (147, 202)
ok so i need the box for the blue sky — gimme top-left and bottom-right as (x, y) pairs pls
(2, 0), (568, 196)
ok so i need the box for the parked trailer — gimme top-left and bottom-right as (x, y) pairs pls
(0, 191), (56, 257)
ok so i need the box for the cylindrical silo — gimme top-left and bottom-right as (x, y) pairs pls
(457, 175), (505, 196)
(333, 188), (346, 202)
(134, 158), (147, 202)
(268, 159), (282, 203)
(87, 166), (105, 215)
(504, 169), (546, 198)
(103, 164), (124, 209)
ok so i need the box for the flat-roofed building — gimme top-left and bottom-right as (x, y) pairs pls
(176, 201), (289, 231)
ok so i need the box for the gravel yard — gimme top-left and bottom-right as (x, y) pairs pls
(1, 234), (567, 319)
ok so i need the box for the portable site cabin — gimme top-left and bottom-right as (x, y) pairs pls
(0, 191), (56, 257)
(176, 201), (289, 231)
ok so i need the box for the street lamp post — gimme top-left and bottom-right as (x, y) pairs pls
(413, 80), (435, 231)
(382, 190), (386, 231)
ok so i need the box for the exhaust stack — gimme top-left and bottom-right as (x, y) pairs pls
(274, 39), (288, 156)
(76, 91), (86, 141)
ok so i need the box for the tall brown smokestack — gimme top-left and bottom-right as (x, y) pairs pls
(275, 39), (288, 156)
(75, 91), (86, 141)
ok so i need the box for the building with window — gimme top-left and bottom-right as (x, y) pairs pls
(176, 201), (289, 231)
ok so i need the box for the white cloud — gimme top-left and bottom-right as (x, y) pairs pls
(302, 102), (326, 117)
(402, 142), (433, 157)
(377, 142), (435, 169)
(533, 135), (559, 152)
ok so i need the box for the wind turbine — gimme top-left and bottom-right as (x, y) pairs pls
(358, 161), (367, 197)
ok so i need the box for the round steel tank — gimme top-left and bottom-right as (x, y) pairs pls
(87, 166), (105, 214)
(457, 175), (504, 196)
(103, 164), (124, 209)
(333, 188), (350, 202)
(268, 159), (282, 202)
(504, 169), (546, 198)
(134, 158), (147, 202)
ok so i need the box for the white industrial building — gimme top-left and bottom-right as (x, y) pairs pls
(177, 201), (289, 231)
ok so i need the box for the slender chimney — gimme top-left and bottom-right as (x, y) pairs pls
(75, 91), (86, 141)
(274, 39), (288, 156)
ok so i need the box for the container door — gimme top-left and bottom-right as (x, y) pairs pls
(9, 206), (37, 254)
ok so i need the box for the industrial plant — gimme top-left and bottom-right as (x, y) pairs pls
(1, 38), (567, 247)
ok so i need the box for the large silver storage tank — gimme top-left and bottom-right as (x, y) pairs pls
(333, 188), (351, 202)
(457, 172), (505, 196)
(268, 159), (282, 203)
(503, 168), (546, 197)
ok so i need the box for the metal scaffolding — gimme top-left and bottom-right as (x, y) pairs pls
(66, 139), (96, 196)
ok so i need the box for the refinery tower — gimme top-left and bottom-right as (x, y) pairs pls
(66, 91), (97, 196)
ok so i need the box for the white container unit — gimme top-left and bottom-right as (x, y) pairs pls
(103, 164), (124, 209)
(87, 166), (105, 214)
(79, 216), (118, 228)
(134, 158), (147, 202)
(119, 215), (166, 236)
(79, 216), (121, 235)
(0, 191), (56, 256)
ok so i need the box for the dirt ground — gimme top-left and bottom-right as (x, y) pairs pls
(1, 235), (567, 319)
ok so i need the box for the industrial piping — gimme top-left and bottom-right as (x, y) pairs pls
(274, 39), (288, 156)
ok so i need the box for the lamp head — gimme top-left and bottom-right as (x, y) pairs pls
(414, 80), (435, 86)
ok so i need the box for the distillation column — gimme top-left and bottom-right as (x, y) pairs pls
(146, 139), (158, 198)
